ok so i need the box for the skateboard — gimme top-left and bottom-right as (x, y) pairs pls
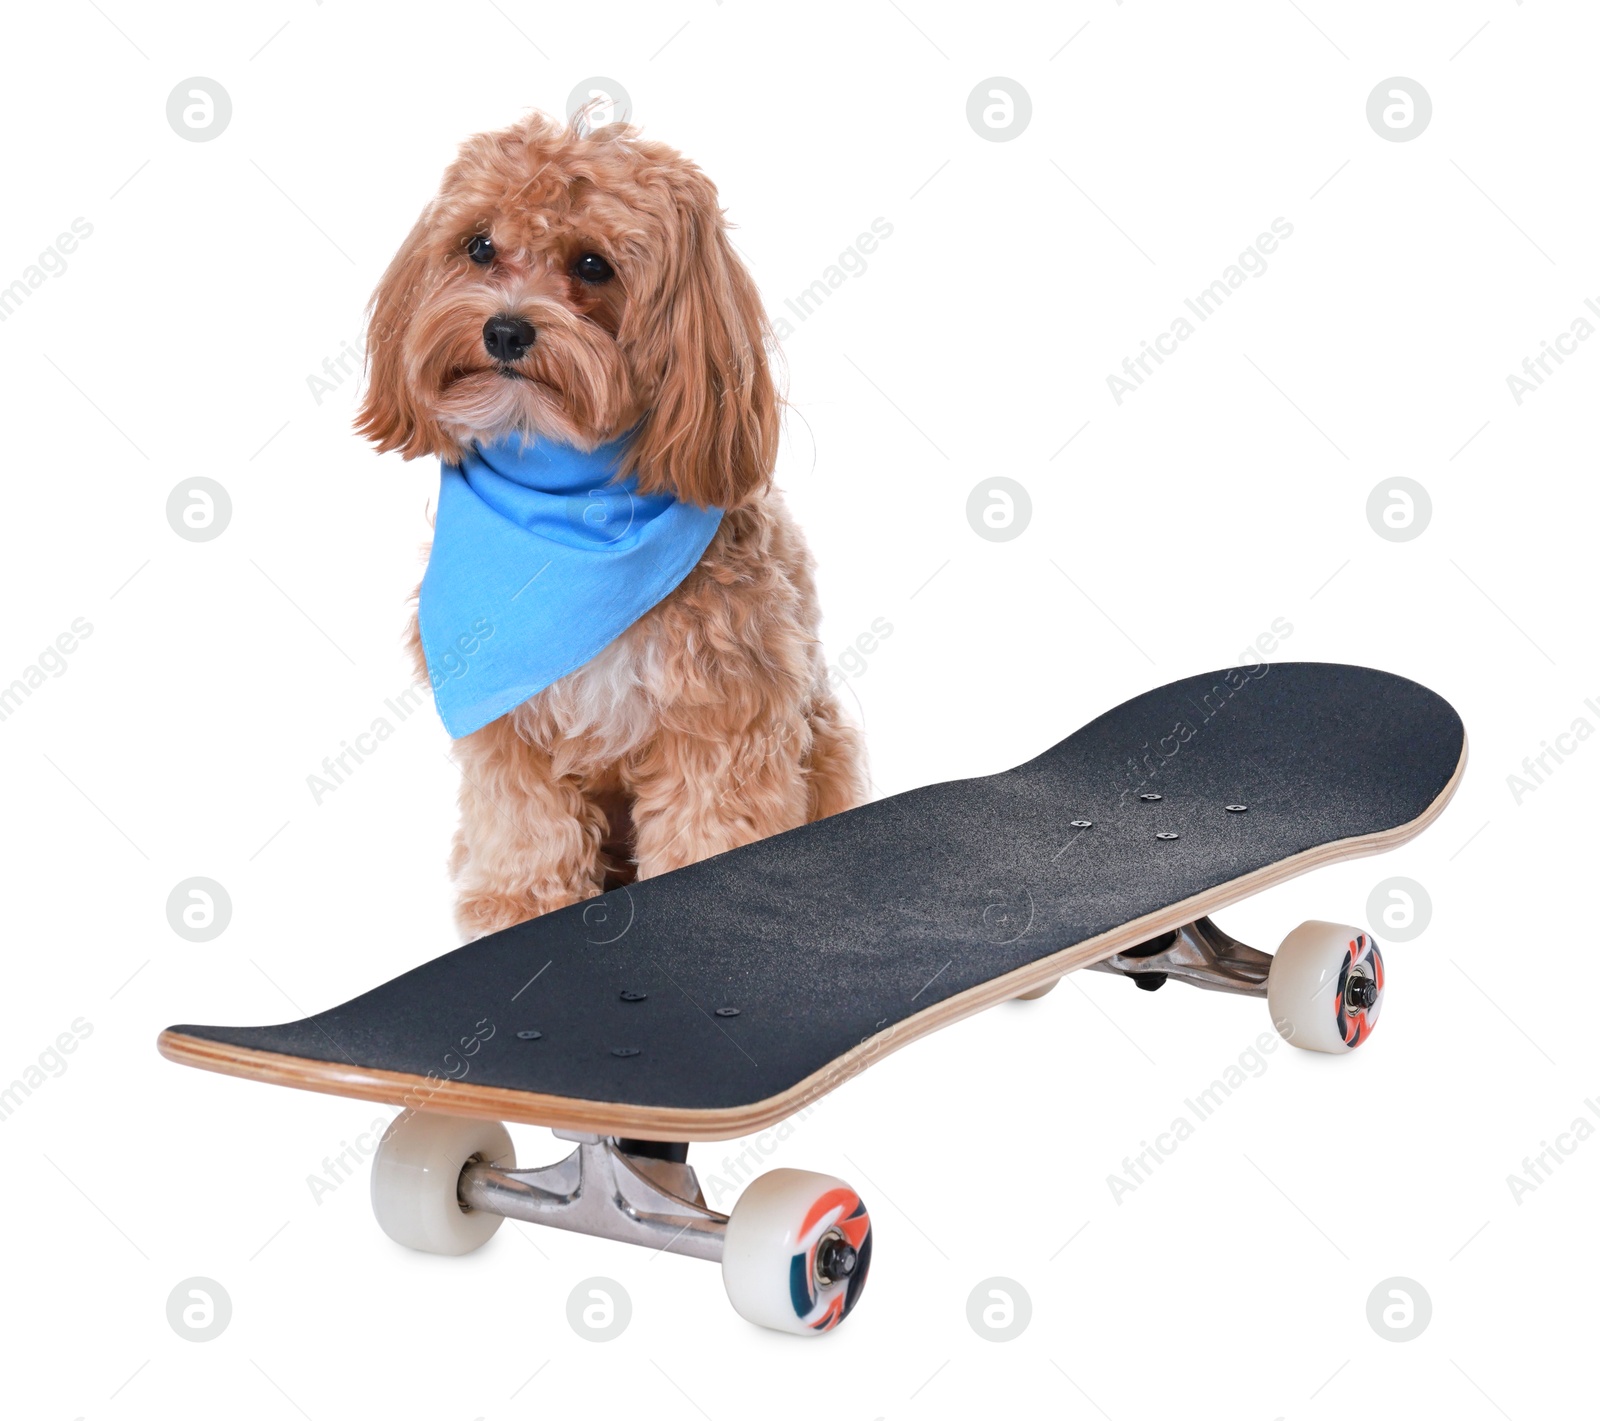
(159, 661), (1465, 1334)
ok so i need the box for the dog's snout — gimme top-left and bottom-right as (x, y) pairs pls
(482, 314), (536, 363)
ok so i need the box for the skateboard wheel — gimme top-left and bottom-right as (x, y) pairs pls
(722, 1169), (872, 1335)
(1267, 921), (1385, 1054)
(1012, 976), (1059, 1002)
(369, 1112), (515, 1255)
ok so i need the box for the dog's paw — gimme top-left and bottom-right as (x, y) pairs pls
(454, 886), (598, 940)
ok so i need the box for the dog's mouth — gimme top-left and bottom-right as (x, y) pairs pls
(435, 362), (585, 447)
(445, 364), (559, 396)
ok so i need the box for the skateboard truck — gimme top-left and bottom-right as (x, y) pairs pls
(443, 1127), (871, 1333)
(360, 1109), (873, 1333)
(1085, 916), (1387, 1052)
(458, 1132), (728, 1261)
(1089, 916), (1271, 997)
(459, 1135), (863, 1282)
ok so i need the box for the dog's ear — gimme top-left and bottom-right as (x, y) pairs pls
(623, 174), (778, 509)
(355, 210), (443, 459)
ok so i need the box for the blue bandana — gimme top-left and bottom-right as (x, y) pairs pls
(418, 432), (723, 738)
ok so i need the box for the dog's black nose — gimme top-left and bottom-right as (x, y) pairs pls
(482, 314), (536, 363)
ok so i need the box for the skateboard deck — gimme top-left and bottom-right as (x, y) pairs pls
(160, 662), (1465, 1141)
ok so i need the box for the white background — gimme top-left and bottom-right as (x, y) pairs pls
(2, 1), (1595, 1416)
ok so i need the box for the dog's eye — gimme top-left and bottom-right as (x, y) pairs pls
(573, 252), (614, 285)
(466, 234), (495, 266)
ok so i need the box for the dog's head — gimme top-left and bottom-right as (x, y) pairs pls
(357, 111), (777, 508)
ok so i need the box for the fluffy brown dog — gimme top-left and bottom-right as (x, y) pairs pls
(356, 111), (866, 939)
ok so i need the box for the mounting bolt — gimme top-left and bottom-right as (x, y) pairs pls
(1347, 977), (1379, 1010)
(611, 1046), (641, 1058)
(1139, 793), (1162, 802)
(715, 1006), (740, 1018)
(817, 1235), (858, 1282)
(516, 1029), (542, 1041)
(1225, 804), (1249, 813)
(1156, 831), (1179, 841)
(619, 990), (647, 1003)
(1070, 819), (1093, 829)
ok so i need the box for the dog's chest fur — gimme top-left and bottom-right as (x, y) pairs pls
(510, 620), (665, 770)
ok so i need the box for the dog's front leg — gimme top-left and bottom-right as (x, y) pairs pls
(627, 716), (811, 878)
(448, 717), (607, 939)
